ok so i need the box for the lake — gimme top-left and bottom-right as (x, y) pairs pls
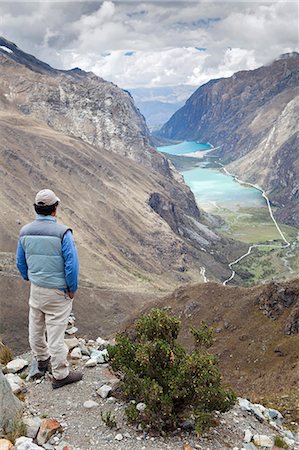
(157, 141), (264, 211)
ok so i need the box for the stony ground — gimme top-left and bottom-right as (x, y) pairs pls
(5, 349), (297, 450)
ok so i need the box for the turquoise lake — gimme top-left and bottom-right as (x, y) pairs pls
(158, 141), (264, 211)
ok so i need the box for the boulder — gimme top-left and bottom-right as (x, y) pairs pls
(14, 437), (44, 450)
(64, 337), (79, 351)
(6, 358), (28, 373)
(0, 439), (13, 450)
(23, 416), (42, 439)
(83, 400), (98, 409)
(36, 418), (62, 445)
(97, 384), (112, 399)
(253, 435), (274, 447)
(0, 368), (23, 433)
(5, 373), (26, 395)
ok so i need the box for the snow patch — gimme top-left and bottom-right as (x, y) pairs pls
(0, 45), (13, 54)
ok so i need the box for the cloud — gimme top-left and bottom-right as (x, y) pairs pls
(0, 1), (298, 89)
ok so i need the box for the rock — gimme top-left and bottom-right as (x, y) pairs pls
(90, 349), (109, 364)
(23, 416), (42, 439)
(96, 337), (110, 349)
(115, 434), (123, 441)
(65, 327), (78, 335)
(70, 347), (82, 359)
(0, 369), (23, 433)
(84, 358), (97, 368)
(243, 444), (258, 450)
(182, 419), (195, 431)
(244, 429), (253, 443)
(253, 435), (274, 447)
(83, 400), (99, 409)
(136, 402), (146, 412)
(78, 339), (90, 356)
(97, 385), (112, 399)
(0, 439), (13, 450)
(251, 405), (265, 422)
(266, 408), (283, 421)
(6, 358), (28, 373)
(64, 337), (79, 351)
(14, 437), (44, 450)
(4, 373), (26, 395)
(239, 398), (252, 411)
(284, 436), (295, 446)
(36, 418), (62, 445)
(100, 367), (120, 388)
(26, 359), (44, 381)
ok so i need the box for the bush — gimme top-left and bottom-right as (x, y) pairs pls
(0, 340), (13, 365)
(108, 309), (236, 433)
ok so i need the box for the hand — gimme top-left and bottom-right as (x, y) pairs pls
(68, 292), (75, 299)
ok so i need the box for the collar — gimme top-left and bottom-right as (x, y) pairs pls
(35, 214), (57, 222)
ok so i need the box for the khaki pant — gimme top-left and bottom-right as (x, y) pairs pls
(29, 283), (73, 380)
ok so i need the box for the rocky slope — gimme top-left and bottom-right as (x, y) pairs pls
(0, 36), (245, 297)
(156, 53), (299, 226)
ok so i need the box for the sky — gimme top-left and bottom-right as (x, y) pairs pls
(0, 1), (298, 90)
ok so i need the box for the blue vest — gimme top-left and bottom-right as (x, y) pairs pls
(19, 215), (71, 289)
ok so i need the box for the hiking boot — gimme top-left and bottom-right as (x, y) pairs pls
(37, 356), (51, 375)
(52, 371), (83, 389)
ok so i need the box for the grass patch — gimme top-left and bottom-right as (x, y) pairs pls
(5, 416), (27, 444)
(274, 436), (289, 449)
(0, 341), (13, 365)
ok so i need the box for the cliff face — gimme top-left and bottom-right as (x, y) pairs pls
(157, 53), (299, 225)
(0, 37), (239, 292)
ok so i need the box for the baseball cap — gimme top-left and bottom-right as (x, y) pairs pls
(35, 189), (60, 206)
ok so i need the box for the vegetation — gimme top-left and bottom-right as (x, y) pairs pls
(101, 411), (117, 429)
(0, 340), (13, 365)
(108, 309), (236, 433)
(5, 416), (27, 444)
(274, 435), (289, 449)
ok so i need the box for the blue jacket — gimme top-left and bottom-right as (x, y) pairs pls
(16, 215), (79, 292)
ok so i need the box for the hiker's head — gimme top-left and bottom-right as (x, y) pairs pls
(34, 189), (60, 216)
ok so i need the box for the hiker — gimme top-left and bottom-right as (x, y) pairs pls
(16, 189), (83, 388)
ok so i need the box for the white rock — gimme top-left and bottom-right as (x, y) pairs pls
(64, 337), (79, 350)
(96, 337), (110, 348)
(97, 384), (112, 399)
(253, 434), (274, 447)
(90, 349), (109, 364)
(136, 402), (146, 412)
(238, 398), (252, 411)
(244, 429), (253, 443)
(85, 358), (97, 368)
(284, 437), (295, 446)
(23, 416), (42, 439)
(83, 400), (99, 409)
(70, 347), (82, 359)
(106, 397), (117, 403)
(6, 358), (28, 373)
(14, 436), (44, 450)
(115, 434), (123, 441)
(5, 373), (26, 394)
(82, 355), (90, 361)
(65, 326), (78, 335)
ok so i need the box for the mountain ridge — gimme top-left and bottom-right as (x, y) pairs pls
(156, 53), (299, 226)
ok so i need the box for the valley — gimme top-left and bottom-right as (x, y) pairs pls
(158, 141), (299, 286)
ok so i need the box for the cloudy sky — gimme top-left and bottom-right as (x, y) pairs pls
(0, 1), (298, 90)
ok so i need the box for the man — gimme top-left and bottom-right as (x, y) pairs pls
(16, 189), (83, 389)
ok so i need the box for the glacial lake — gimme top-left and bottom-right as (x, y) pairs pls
(158, 141), (264, 211)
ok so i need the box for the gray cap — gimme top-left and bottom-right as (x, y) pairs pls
(35, 189), (60, 206)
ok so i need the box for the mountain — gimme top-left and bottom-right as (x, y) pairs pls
(156, 53), (299, 226)
(0, 36), (242, 297)
(128, 85), (195, 130)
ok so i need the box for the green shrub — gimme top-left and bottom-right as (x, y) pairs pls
(101, 411), (117, 429)
(108, 309), (236, 433)
(274, 436), (289, 449)
(190, 322), (214, 349)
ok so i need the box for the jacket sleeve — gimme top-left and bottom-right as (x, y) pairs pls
(62, 230), (79, 293)
(16, 239), (29, 281)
